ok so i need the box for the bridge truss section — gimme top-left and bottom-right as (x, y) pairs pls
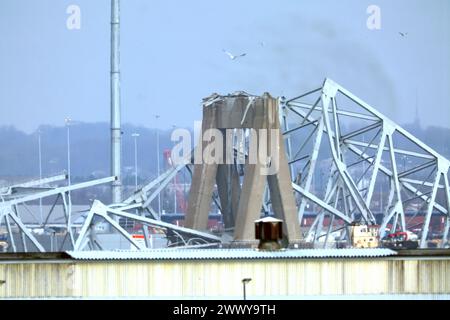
(73, 162), (222, 251)
(281, 78), (450, 248)
(0, 175), (117, 252)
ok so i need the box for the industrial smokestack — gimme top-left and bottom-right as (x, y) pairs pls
(111, 0), (122, 203)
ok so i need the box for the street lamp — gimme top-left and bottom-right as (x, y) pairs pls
(37, 129), (43, 223)
(379, 181), (383, 213)
(64, 117), (73, 219)
(64, 117), (72, 186)
(154, 114), (161, 214)
(172, 124), (177, 213)
(362, 133), (367, 190)
(131, 133), (140, 191)
(242, 278), (252, 300)
(401, 155), (411, 171)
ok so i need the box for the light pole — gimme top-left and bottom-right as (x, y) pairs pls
(402, 155), (408, 171)
(172, 124), (177, 214)
(155, 114), (161, 214)
(132, 133), (140, 191)
(110, 0), (122, 205)
(65, 117), (73, 219)
(379, 181), (383, 213)
(65, 117), (72, 186)
(242, 278), (252, 300)
(37, 129), (43, 223)
(362, 133), (367, 190)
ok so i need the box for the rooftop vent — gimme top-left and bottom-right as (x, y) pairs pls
(255, 216), (283, 250)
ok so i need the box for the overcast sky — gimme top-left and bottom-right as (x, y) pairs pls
(0, 0), (449, 133)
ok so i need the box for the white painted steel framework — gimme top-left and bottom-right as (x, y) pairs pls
(71, 78), (450, 251)
(281, 78), (450, 248)
(0, 162), (220, 252)
(0, 175), (117, 252)
(2, 78), (448, 252)
(72, 161), (222, 251)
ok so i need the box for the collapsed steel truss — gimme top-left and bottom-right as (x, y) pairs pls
(1, 78), (449, 251)
(73, 162), (221, 251)
(0, 175), (116, 252)
(0, 165), (221, 252)
(282, 78), (450, 248)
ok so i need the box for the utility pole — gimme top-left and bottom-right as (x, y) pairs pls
(132, 133), (140, 191)
(37, 129), (43, 223)
(111, 0), (122, 204)
(65, 117), (72, 186)
(65, 117), (73, 217)
(155, 114), (161, 214)
(172, 125), (177, 213)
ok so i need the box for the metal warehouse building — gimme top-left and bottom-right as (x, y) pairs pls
(1, 249), (450, 299)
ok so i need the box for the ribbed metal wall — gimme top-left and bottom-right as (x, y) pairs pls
(0, 262), (75, 298)
(1, 259), (449, 298)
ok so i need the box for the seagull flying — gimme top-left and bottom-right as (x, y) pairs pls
(222, 49), (246, 60)
(399, 32), (408, 37)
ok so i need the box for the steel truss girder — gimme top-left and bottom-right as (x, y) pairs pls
(74, 200), (221, 251)
(284, 78), (450, 248)
(13, 78), (448, 252)
(0, 174), (67, 197)
(0, 176), (117, 252)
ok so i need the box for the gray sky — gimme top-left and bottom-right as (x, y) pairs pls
(0, 0), (449, 133)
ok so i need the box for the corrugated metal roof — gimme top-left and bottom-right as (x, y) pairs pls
(66, 248), (397, 261)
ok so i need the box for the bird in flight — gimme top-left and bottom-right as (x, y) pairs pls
(399, 32), (408, 37)
(222, 49), (246, 60)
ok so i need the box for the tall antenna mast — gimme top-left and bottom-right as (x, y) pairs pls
(111, 0), (122, 203)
